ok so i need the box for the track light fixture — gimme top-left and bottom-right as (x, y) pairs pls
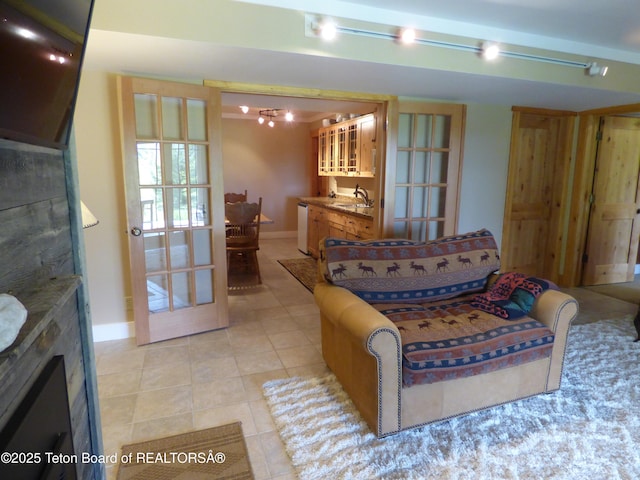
(305, 14), (610, 76)
(481, 42), (500, 60)
(316, 18), (337, 40)
(256, 109), (294, 127)
(397, 27), (416, 45)
(586, 62), (608, 77)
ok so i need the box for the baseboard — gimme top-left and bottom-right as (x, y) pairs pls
(93, 321), (135, 342)
(261, 230), (296, 239)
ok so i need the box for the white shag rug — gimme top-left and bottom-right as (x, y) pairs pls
(263, 317), (640, 479)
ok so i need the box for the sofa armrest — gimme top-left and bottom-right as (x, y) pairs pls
(528, 289), (578, 390)
(314, 281), (402, 436)
(530, 289), (578, 331)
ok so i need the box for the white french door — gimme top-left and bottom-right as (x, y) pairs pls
(118, 76), (228, 345)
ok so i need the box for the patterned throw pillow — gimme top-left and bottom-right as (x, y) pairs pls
(321, 229), (500, 304)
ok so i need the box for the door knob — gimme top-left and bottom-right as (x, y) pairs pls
(130, 226), (142, 236)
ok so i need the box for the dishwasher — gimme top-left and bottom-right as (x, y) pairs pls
(297, 202), (309, 254)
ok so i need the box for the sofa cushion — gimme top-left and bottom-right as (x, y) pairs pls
(373, 296), (555, 387)
(321, 229), (500, 304)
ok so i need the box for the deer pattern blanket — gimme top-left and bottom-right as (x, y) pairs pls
(373, 295), (555, 387)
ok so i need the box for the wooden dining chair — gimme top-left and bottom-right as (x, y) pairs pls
(225, 197), (262, 283)
(224, 190), (248, 203)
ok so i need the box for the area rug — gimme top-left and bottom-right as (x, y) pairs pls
(278, 257), (317, 292)
(263, 317), (640, 479)
(116, 422), (253, 480)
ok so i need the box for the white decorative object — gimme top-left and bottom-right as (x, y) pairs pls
(0, 294), (27, 353)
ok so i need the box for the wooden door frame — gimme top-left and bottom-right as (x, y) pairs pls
(565, 103), (640, 286)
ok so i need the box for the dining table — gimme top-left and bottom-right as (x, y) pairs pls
(225, 212), (273, 225)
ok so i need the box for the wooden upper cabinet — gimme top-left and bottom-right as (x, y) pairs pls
(317, 113), (376, 177)
(357, 114), (375, 176)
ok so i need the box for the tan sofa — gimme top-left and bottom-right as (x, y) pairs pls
(314, 231), (578, 438)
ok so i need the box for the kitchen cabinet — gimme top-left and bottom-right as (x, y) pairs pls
(307, 204), (374, 257)
(308, 204), (329, 258)
(317, 113), (375, 177)
(356, 114), (375, 177)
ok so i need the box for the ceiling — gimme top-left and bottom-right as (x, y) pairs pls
(84, 0), (640, 117)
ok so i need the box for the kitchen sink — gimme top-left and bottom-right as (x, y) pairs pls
(334, 203), (371, 209)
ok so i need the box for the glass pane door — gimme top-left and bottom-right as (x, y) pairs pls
(135, 94), (215, 313)
(119, 76), (227, 345)
(390, 103), (463, 242)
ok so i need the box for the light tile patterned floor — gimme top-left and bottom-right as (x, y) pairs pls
(95, 237), (638, 480)
(96, 237), (326, 480)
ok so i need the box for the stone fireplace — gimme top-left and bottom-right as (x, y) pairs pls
(0, 140), (102, 479)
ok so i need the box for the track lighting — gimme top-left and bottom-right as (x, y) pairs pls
(481, 42), (500, 61)
(304, 14), (607, 75)
(586, 62), (608, 77)
(317, 19), (337, 40)
(397, 28), (416, 45)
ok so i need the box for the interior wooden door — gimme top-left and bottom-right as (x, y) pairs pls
(118, 76), (228, 345)
(501, 110), (574, 281)
(582, 116), (640, 285)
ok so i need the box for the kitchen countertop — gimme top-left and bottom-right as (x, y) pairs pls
(299, 196), (374, 219)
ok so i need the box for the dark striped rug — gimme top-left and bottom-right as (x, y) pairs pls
(116, 422), (253, 480)
(278, 257), (318, 292)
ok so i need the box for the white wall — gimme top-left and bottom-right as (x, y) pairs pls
(222, 118), (312, 234)
(458, 103), (513, 249)
(74, 71), (134, 339)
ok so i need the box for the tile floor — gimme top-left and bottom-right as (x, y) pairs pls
(94, 237), (639, 480)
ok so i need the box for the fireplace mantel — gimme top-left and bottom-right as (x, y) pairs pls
(0, 275), (81, 375)
(0, 275), (95, 479)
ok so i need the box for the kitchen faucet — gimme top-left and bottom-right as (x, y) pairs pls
(354, 184), (373, 207)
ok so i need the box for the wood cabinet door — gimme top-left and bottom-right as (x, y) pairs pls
(358, 114), (376, 176)
(582, 116), (640, 285)
(308, 205), (329, 257)
(318, 130), (328, 175)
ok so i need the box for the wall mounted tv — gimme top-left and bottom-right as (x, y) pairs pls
(0, 0), (94, 150)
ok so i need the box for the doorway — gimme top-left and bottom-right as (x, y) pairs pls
(565, 104), (640, 287)
(581, 115), (640, 286)
(501, 108), (576, 284)
(118, 76), (229, 345)
(214, 85), (390, 236)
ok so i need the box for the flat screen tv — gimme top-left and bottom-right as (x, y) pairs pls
(0, 0), (94, 149)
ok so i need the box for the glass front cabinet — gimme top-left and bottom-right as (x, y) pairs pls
(317, 113), (375, 177)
